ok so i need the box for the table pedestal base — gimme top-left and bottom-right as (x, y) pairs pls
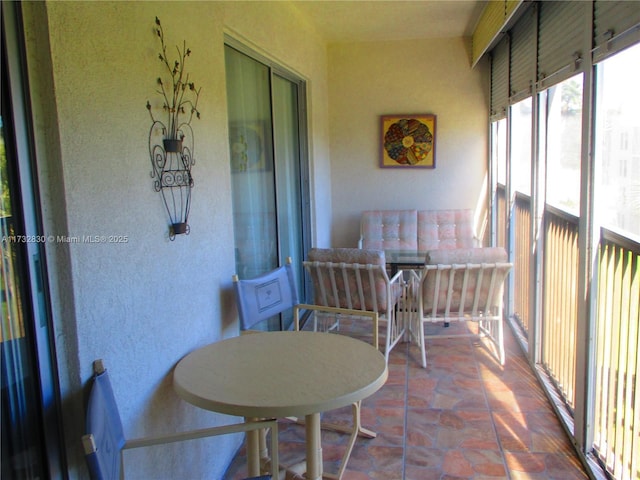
(305, 413), (323, 480)
(245, 418), (262, 477)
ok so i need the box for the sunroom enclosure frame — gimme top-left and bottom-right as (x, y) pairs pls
(488, 2), (640, 479)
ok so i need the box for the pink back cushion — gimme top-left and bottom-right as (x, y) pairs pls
(422, 247), (509, 314)
(306, 248), (398, 313)
(418, 209), (475, 251)
(425, 247), (507, 265)
(360, 210), (418, 250)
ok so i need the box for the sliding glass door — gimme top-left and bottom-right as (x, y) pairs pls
(1, 2), (64, 477)
(225, 43), (309, 330)
(272, 76), (305, 274)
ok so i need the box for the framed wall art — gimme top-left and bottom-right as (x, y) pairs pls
(380, 114), (436, 168)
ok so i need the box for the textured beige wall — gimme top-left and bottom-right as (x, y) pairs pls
(21, 2), (329, 478)
(328, 38), (490, 247)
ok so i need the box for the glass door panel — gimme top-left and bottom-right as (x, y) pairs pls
(225, 45), (309, 331)
(226, 47), (278, 280)
(272, 75), (304, 290)
(2, 19), (52, 477)
(1, 88), (47, 480)
(1, 5), (64, 476)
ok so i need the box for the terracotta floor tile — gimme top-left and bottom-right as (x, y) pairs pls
(404, 445), (444, 469)
(224, 322), (589, 479)
(442, 450), (476, 476)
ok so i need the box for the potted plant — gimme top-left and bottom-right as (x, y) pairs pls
(146, 17), (201, 153)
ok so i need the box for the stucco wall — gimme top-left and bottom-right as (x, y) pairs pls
(22, 2), (329, 478)
(328, 38), (491, 247)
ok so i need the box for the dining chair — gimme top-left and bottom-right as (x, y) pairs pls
(82, 359), (278, 480)
(410, 247), (512, 368)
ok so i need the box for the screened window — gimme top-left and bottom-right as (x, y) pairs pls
(594, 43), (640, 240)
(510, 98), (532, 195)
(491, 117), (508, 248)
(484, 2), (640, 478)
(544, 74), (583, 214)
(492, 118), (507, 186)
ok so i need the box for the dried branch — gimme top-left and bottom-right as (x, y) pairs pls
(146, 17), (201, 140)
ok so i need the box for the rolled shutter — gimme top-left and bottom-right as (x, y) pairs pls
(593, 0), (640, 62)
(537, 1), (590, 87)
(491, 35), (509, 121)
(509, 5), (536, 102)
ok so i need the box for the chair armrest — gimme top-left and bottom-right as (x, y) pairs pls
(293, 304), (380, 349)
(294, 304), (378, 325)
(124, 418), (278, 449)
(389, 269), (404, 284)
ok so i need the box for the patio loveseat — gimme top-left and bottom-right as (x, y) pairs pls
(358, 209), (478, 251)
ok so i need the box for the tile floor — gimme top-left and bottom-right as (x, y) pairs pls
(225, 319), (590, 479)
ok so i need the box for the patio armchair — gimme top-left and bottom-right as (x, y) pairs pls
(292, 247), (407, 479)
(297, 247), (408, 363)
(410, 247), (512, 368)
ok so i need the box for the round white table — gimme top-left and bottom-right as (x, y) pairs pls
(173, 331), (388, 479)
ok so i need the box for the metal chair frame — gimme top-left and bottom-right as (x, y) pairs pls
(301, 257), (408, 363)
(410, 261), (512, 368)
(82, 359), (278, 480)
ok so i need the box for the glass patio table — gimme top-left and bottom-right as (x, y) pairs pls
(384, 249), (427, 276)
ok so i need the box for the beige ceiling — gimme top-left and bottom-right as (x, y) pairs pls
(290, 0), (487, 43)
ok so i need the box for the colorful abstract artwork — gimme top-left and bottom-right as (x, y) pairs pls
(380, 114), (436, 168)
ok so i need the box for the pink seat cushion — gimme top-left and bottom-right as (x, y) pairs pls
(308, 247), (385, 266)
(425, 247), (507, 265)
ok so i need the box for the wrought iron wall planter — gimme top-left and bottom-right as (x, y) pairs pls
(146, 17), (201, 240)
(148, 124), (195, 239)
